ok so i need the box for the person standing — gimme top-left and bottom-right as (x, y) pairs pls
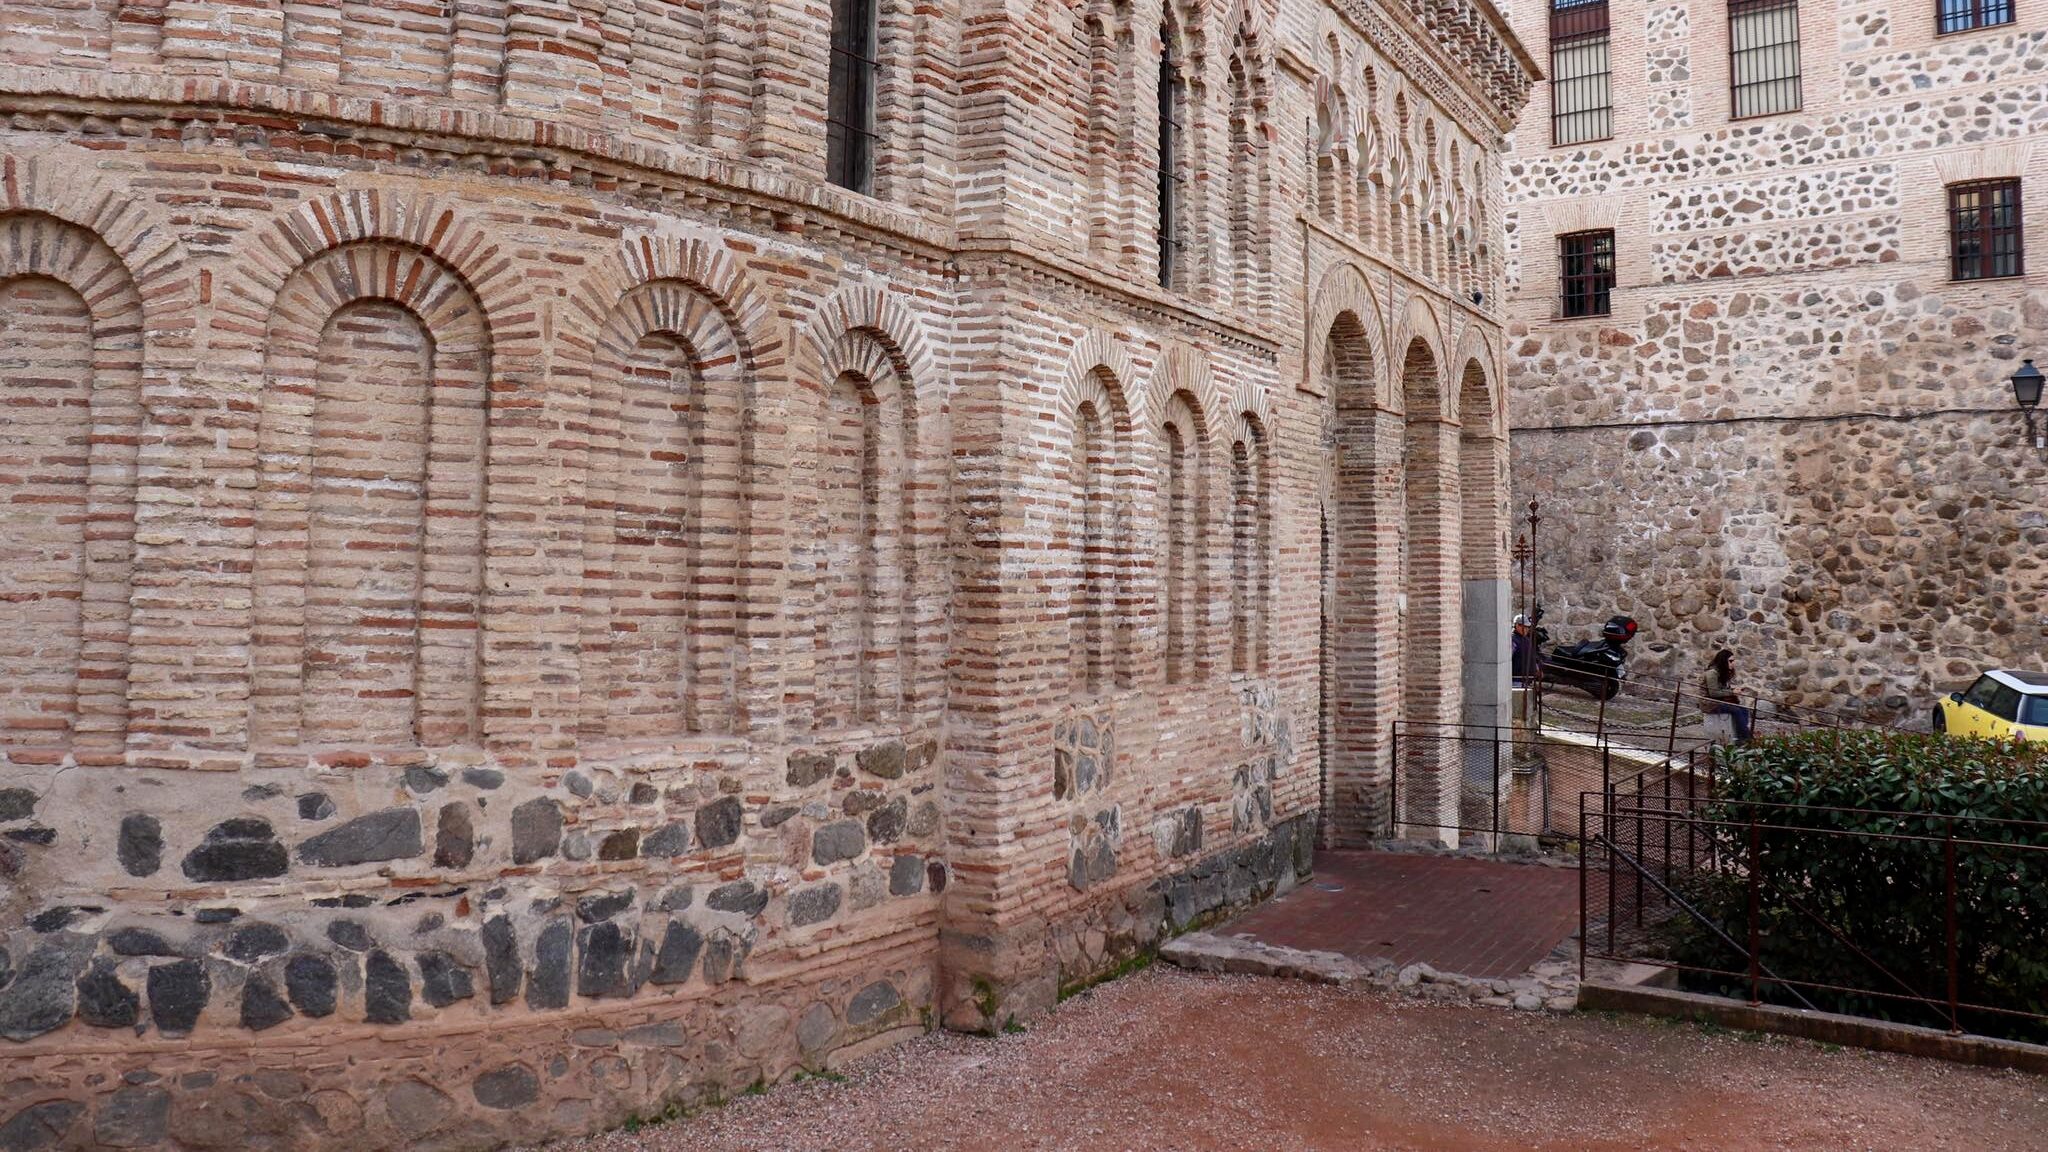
(1701, 648), (1753, 743)
(1511, 614), (1536, 685)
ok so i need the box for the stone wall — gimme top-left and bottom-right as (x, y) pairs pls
(0, 0), (1532, 1144)
(1503, 0), (2048, 721)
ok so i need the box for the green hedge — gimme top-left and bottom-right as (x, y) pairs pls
(1665, 730), (2048, 1041)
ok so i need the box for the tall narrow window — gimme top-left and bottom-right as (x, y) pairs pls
(1156, 28), (1186, 287)
(1949, 179), (2024, 281)
(1164, 422), (1189, 682)
(1730, 0), (1802, 118)
(1549, 0), (1611, 145)
(1229, 422), (1267, 675)
(827, 0), (878, 193)
(1558, 230), (1615, 318)
(1227, 55), (1255, 307)
(1072, 401), (1109, 692)
(1939, 0), (2014, 32)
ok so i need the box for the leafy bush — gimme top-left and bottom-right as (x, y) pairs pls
(1665, 730), (2048, 1040)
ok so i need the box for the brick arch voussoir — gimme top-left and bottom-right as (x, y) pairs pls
(1304, 260), (1385, 403)
(821, 331), (900, 393)
(0, 212), (146, 348)
(265, 242), (491, 367)
(799, 283), (939, 425)
(1150, 342), (1223, 448)
(1226, 374), (1275, 452)
(596, 280), (745, 378)
(1056, 329), (1139, 433)
(226, 191), (534, 376)
(566, 231), (773, 385)
(0, 157), (198, 371)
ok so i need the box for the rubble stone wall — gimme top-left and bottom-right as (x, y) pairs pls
(1503, 0), (2048, 720)
(0, 0), (1532, 1144)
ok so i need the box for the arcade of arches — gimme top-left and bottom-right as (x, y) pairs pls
(0, 0), (1533, 1142)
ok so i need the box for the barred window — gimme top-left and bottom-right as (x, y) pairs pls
(1939, 0), (2015, 32)
(1949, 179), (2024, 281)
(1730, 0), (1802, 119)
(1157, 29), (1187, 287)
(826, 0), (878, 193)
(1558, 230), (1615, 318)
(1549, 0), (1611, 146)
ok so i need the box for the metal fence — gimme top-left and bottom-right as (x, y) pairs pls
(1581, 792), (2048, 1041)
(1388, 722), (1718, 843)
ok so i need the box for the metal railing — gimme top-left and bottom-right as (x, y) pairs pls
(1388, 721), (1718, 842)
(1580, 792), (2048, 1042)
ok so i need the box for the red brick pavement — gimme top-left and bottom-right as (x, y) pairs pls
(1223, 851), (1580, 980)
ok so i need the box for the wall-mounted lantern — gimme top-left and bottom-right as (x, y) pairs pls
(2013, 358), (2044, 450)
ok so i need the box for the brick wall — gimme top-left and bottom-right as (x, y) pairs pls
(0, 0), (1530, 1143)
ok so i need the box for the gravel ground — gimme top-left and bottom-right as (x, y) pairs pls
(540, 967), (2048, 1152)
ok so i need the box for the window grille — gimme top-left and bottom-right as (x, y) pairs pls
(1938, 0), (2015, 32)
(826, 0), (878, 193)
(1558, 230), (1615, 318)
(1949, 179), (2024, 281)
(1549, 0), (1611, 146)
(1730, 0), (1802, 119)
(1157, 34), (1186, 287)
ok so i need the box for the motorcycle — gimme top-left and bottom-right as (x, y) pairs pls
(1534, 608), (1638, 701)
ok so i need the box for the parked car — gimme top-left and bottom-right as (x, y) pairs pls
(1933, 670), (2048, 742)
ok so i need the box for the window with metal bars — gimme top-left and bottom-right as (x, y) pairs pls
(1549, 0), (1611, 146)
(1729, 0), (1801, 119)
(1938, 0), (2015, 32)
(1558, 230), (1615, 318)
(1157, 31), (1186, 288)
(1948, 179), (2024, 281)
(826, 0), (878, 194)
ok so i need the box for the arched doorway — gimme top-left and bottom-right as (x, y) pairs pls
(1322, 311), (1392, 847)
(1398, 335), (1459, 845)
(1457, 357), (1510, 836)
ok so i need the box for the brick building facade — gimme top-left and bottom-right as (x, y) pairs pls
(0, 0), (1531, 1143)
(1504, 0), (2048, 720)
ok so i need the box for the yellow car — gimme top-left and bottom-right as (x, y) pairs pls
(1934, 670), (2048, 742)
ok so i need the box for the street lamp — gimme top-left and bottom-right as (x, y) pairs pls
(2014, 358), (2044, 449)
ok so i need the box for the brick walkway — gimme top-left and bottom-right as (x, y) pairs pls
(1222, 851), (1579, 979)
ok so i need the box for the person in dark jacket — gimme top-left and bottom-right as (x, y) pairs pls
(1511, 614), (1536, 685)
(1701, 648), (1753, 742)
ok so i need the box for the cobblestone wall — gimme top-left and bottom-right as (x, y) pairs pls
(0, 0), (1530, 1144)
(1503, 0), (2048, 721)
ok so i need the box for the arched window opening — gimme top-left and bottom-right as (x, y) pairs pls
(1160, 393), (1204, 683)
(1229, 418), (1269, 674)
(827, 0), (879, 193)
(1227, 54), (1255, 307)
(1164, 420), (1190, 681)
(1156, 23), (1186, 288)
(1072, 400), (1111, 692)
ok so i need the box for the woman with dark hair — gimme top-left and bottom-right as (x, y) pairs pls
(1701, 648), (1753, 743)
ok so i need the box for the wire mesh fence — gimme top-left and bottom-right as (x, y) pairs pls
(1580, 794), (2048, 1043)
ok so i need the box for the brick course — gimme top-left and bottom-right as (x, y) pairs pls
(0, 0), (1530, 1143)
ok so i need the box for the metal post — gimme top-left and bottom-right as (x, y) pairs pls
(1665, 678), (1683, 764)
(1661, 759), (1672, 894)
(1388, 722), (1399, 836)
(1633, 791), (1645, 927)
(1686, 749), (1697, 879)
(1605, 799), (1617, 955)
(1601, 742), (1612, 809)
(1491, 736), (1502, 841)
(1578, 805), (1588, 979)
(1946, 824), (1961, 1034)
(1747, 818), (1762, 1006)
